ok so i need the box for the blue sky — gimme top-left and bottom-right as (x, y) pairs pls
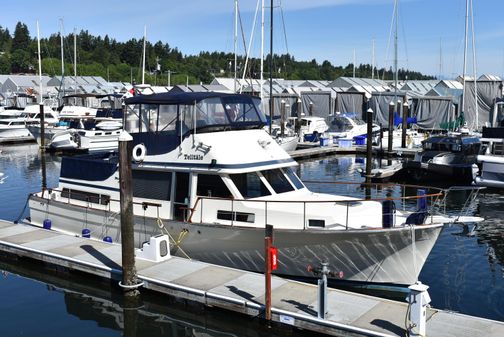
(2, 0), (504, 79)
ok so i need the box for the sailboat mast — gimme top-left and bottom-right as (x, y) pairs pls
(74, 28), (77, 94)
(260, 0), (264, 100)
(37, 21), (43, 103)
(268, 0), (273, 135)
(142, 25), (146, 85)
(393, 0), (398, 101)
(461, 0), (469, 114)
(470, 0), (478, 130)
(234, 0), (238, 92)
(60, 19), (64, 81)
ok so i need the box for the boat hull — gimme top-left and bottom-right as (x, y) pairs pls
(29, 195), (442, 285)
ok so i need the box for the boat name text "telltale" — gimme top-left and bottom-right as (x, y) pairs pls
(183, 154), (204, 160)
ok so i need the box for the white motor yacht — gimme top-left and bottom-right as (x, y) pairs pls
(27, 92), (477, 285)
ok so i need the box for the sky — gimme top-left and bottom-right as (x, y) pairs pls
(2, 0), (504, 79)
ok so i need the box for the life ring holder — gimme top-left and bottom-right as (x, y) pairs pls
(132, 143), (147, 162)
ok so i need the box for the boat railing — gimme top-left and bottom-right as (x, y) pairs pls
(189, 182), (445, 229)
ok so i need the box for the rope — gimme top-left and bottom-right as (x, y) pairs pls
(15, 196), (31, 224)
(156, 218), (191, 260)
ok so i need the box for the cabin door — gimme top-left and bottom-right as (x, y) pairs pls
(173, 172), (190, 221)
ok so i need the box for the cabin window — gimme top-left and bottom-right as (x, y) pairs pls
(132, 170), (172, 201)
(196, 98), (227, 125)
(61, 188), (110, 205)
(230, 173), (271, 198)
(261, 169), (295, 194)
(140, 104), (159, 132)
(284, 168), (304, 189)
(158, 105), (178, 132)
(197, 174), (232, 198)
(217, 210), (255, 223)
(222, 96), (263, 123)
(308, 219), (325, 228)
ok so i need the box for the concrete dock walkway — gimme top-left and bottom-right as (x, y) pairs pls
(0, 220), (502, 337)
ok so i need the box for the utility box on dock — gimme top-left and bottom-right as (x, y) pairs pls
(136, 234), (171, 262)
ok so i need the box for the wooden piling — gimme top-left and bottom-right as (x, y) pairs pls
(280, 99), (286, 137)
(401, 102), (409, 148)
(265, 224), (273, 321)
(365, 108), (373, 185)
(118, 131), (139, 297)
(388, 101), (395, 153)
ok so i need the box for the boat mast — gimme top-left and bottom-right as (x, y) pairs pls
(470, 0), (478, 130)
(37, 21), (43, 104)
(60, 19), (65, 96)
(74, 28), (77, 94)
(142, 25), (146, 85)
(393, 0), (398, 103)
(234, 0), (238, 93)
(461, 0), (469, 115)
(260, 0), (264, 100)
(268, 0), (273, 135)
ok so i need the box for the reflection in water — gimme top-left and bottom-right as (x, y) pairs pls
(1, 148), (504, 323)
(0, 257), (323, 337)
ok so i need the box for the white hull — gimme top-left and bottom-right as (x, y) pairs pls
(29, 195), (442, 285)
(474, 155), (504, 188)
(0, 127), (34, 143)
(278, 136), (298, 152)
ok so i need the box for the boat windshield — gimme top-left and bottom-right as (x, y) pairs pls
(329, 117), (353, 132)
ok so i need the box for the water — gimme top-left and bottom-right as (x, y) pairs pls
(0, 145), (503, 336)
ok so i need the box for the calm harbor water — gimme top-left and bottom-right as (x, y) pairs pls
(0, 143), (503, 336)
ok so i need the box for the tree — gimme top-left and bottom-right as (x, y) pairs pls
(12, 22), (30, 51)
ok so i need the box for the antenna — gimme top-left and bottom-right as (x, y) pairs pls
(142, 25), (146, 85)
(353, 49), (356, 78)
(372, 39), (375, 80)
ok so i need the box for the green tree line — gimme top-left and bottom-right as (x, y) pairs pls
(0, 22), (434, 86)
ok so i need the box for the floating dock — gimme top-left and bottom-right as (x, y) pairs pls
(289, 144), (421, 161)
(0, 219), (502, 337)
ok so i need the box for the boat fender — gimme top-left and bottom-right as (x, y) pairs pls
(132, 143), (147, 162)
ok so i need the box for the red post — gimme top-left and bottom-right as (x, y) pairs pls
(265, 224), (273, 321)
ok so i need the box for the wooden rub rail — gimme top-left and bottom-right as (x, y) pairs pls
(0, 220), (503, 337)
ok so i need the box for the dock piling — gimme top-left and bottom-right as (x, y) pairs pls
(265, 224), (273, 321)
(388, 101), (395, 154)
(118, 130), (141, 297)
(401, 102), (409, 148)
(365, 108), (373, 184)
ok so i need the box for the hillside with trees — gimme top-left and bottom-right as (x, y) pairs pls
(0, 21), (435, 86)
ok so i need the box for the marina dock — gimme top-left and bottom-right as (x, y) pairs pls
(0, 219), (502, 337)
(289, 144), (421, 161)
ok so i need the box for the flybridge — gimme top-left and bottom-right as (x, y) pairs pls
(123, 92), (267, 155)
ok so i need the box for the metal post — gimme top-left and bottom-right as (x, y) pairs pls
(365, 108), (373, 185)
(401, 102), (409, 148)
(39, 103), (45, 150)
(388, 101), (395, 154)
(265, 224), (273, 320)
(119, 131), (140, 297)
(317, 262), (329, 319)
